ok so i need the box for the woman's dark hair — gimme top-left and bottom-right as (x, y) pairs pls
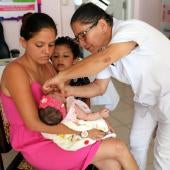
(71, 2), (113, 26)
(55, 36), (83, 59)
(39, 107), (62, 126)
(20, 12), (57, 40)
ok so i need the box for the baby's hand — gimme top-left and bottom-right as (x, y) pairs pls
(100, 108), (110, 118)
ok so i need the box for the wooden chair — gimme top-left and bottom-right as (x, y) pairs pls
(0, 104), (33, 170)
(0, 106), (23, 170)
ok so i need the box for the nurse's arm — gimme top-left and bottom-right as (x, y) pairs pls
(43, 41), (136, 92)
(58, 41), (136, 81)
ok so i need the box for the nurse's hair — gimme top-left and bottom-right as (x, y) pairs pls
(70, 2), (113, 27)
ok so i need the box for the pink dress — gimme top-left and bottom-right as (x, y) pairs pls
(0, 82), (101, 170)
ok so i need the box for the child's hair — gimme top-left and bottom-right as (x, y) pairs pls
(55, 36), (83, 59)
(38, 95), (66, 126)
(20, 12), (57, 40)
(38, 107), (62, 125)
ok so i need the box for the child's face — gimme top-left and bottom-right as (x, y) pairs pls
(51, 44), (74, 72)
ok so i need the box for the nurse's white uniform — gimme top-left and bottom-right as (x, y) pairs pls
(96, 18), (170, 170)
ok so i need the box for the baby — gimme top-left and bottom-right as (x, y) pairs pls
(38, 94), (116, 151)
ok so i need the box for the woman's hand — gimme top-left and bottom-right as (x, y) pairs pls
(88, 129), (106, 140)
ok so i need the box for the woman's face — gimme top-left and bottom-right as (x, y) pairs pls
(51, 44), (74, 72)
(21, 28), (56, 64)
(71, 19), (110, 53)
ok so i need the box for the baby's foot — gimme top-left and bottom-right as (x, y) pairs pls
(75, 104), (87, 120)
(100, 108), (109, 118)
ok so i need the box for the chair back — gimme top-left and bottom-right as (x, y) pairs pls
(0, 105), (23, 170)
(0, 22), (10, 59)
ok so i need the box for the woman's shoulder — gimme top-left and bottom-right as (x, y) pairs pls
(3, 59), (25, 75)
(0, 59), (29, 95)
(1, 59), (29, 84)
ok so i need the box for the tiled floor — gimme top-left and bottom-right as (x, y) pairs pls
(2, 78), (154, 169)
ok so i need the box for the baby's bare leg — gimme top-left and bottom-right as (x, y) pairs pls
(75, 104), (100, 120)
(99, 108), (109, 118)
(75, 104), (109, 120)
(75, 104), (90, 120)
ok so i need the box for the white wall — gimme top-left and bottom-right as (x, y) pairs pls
(1, 0), (166, 56)
(106, 0), (133, 20)
(133, 0), (162, 29)
(1, 0), (75, 55)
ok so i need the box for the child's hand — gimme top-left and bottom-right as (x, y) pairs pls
(73, 58), (82, 65)
(51, 92), (66, 102)
(64, 85), (74, 97)
(99, 108), (110, 118)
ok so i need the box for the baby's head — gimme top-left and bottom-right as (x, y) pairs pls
(51, 36), (82, 72)
(39, 95), (66, 125)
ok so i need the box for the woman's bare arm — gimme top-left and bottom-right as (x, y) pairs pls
(1, 63), (106, 139)
(1, 62), (80, 135)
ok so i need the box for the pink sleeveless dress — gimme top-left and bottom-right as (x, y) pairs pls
(0, 82), (101, 170)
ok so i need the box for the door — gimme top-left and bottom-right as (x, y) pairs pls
(106, 0), (127, 19)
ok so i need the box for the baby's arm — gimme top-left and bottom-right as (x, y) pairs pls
(75, 104), (109, 121)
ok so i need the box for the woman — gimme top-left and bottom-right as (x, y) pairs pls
(43, 3), (170, 170)
(0, 12), (138, 170)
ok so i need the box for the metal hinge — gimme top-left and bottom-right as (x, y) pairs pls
(123, 0), (127, 9)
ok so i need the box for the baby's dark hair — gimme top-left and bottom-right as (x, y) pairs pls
(38, 107), (62, 126)
(20, 12), (57, 40)
(55, 36), (83, 59)
(71, 2), (113, 27)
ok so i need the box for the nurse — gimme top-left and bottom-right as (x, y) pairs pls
(43, 3), (170, 170)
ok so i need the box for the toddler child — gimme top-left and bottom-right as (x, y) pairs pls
(51, 36), (90, 106)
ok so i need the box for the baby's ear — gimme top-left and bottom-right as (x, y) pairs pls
(73, 57), (82, 65)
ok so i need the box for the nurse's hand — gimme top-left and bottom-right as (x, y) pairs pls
(43, 75), (65, 94)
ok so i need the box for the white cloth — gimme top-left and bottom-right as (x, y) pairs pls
(96, 18), (170, 170)
(42, 96), (116, 151)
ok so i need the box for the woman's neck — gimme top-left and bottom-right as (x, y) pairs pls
(19, 54), (49, 84)
(21, 55), (43, 72)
